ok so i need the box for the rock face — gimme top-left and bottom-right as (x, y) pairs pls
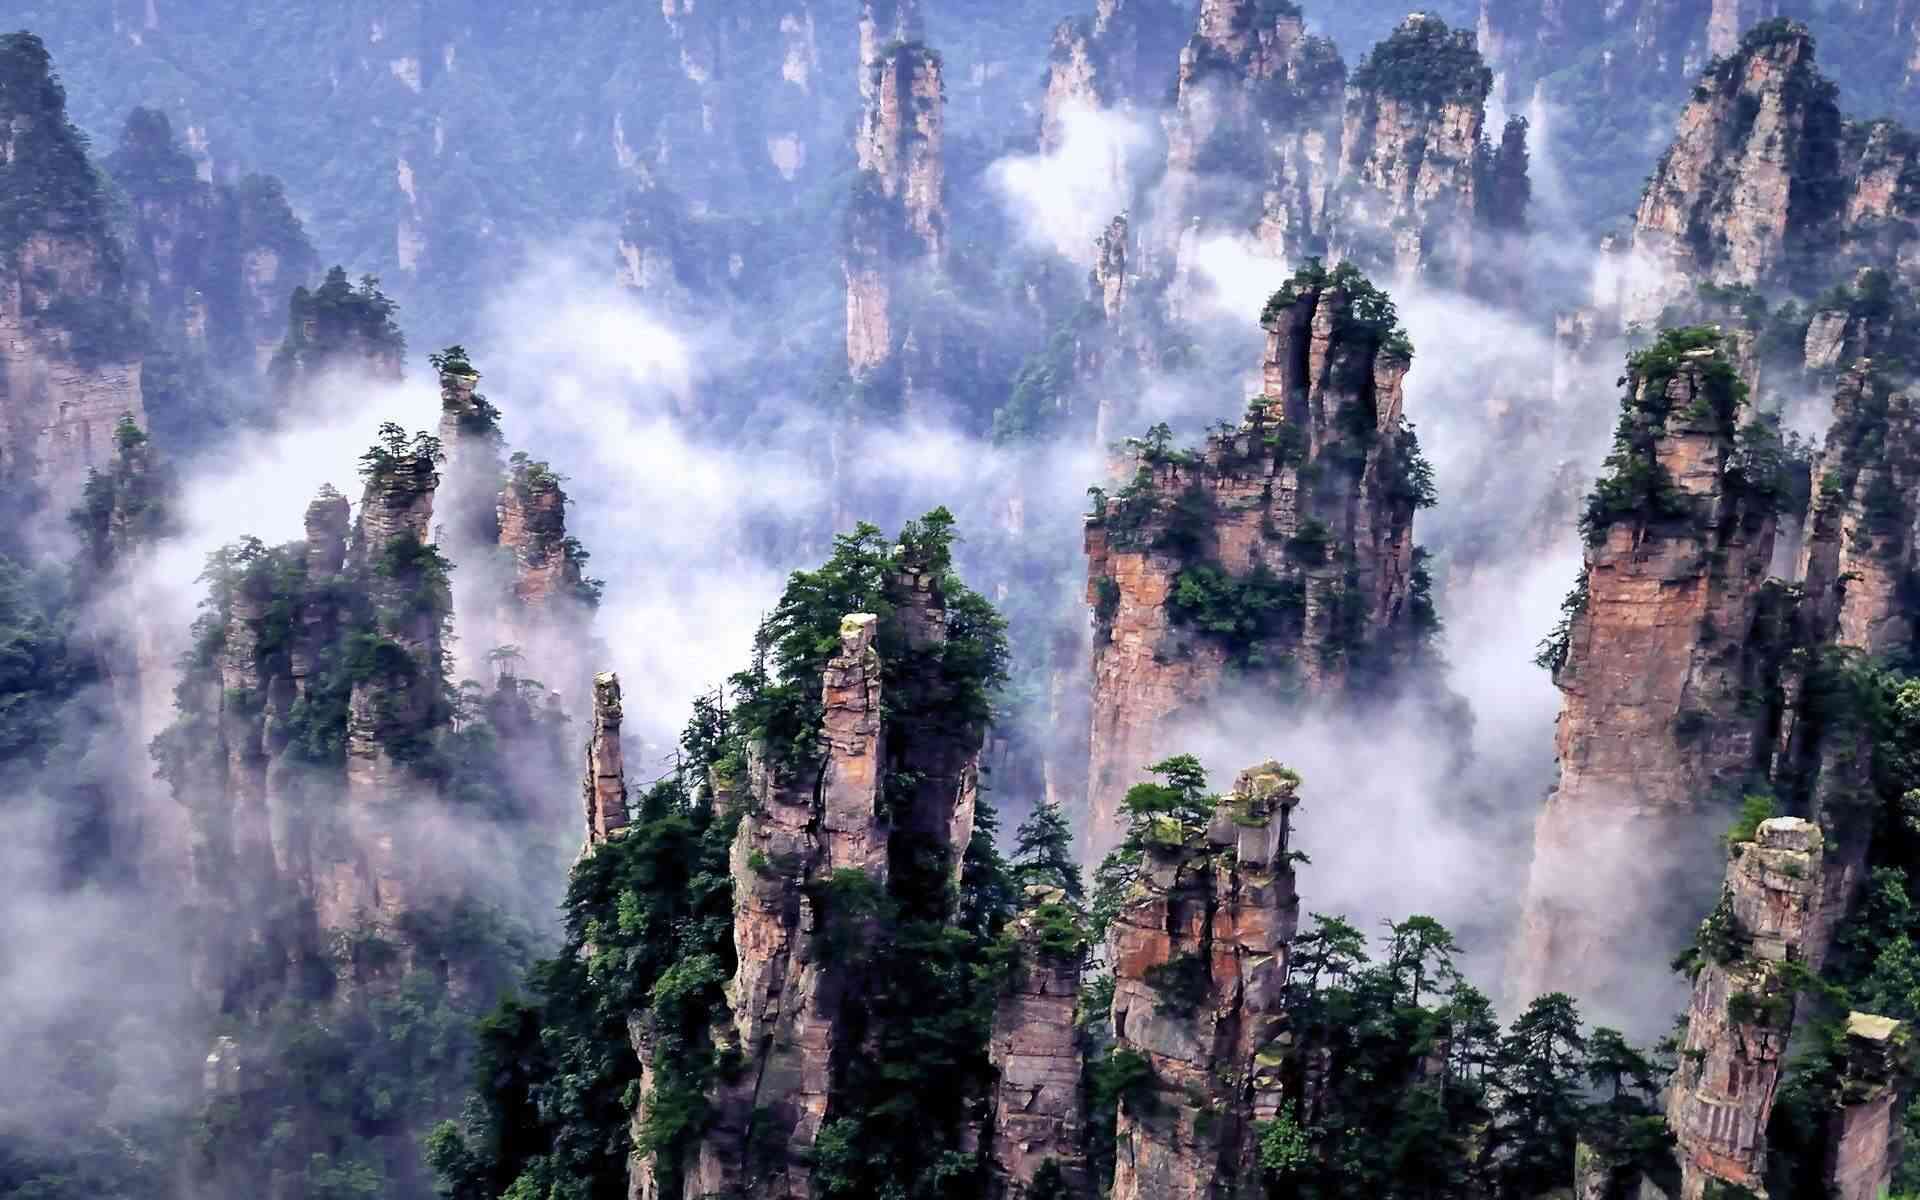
(845, 33), (945, 386)
(1324, 15), (1493, 285)
(1040, 0), (1187, 153)
(1667, 817), (1821, 1200)
(106, 107), (315, 375)
(0, 34), (146, 503)
(1157, 11), (1506, 291)
(1160, 0), (1344, 269)
(1825, 1012), (1912, 1200)
(1083, 264), (1426, 850)
(988, 889), (1090, 1199)
(335, 430), (444, 927)
(687, 535), (989, 1199)
(1513, 335), (1781, 1020)
(1610, 22), (1920, 324)
(583, 672), (630, 845)
(1107, 763), (1301, 1200)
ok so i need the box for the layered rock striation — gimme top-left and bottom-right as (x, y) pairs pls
(691, 538), (989, 1196)
(0, 33), (146, 503)
(1609, 21), (1920, 324)
(845, 32), (945, 388)
(1668, 817), (1821, 1200)
(1083, 262), (1430, 849)
(987, 888), (1091, 1199)
(1107, 763), (1302, 1199)
(1513, 331), (1783, 1018)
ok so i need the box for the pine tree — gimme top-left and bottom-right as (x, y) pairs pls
(1011, 798), (1082, 900)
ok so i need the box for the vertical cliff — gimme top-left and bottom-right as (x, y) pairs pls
(335, 424), (446, 927)
(1327, 15), (1494, 285)
(1040, 0), (1187, 153)
(1160, 0), (1345, 267)
(0, 33), (145, 504)
(1824, 1013), (1912, 1200)
(845, 32), (945, 392)
(1513, 329), (1785, 1018)
(1611, 21), (1920, 325)
(1668, 817), (1821, 1200)
(583, 672), (630, 846)
(1083, 262), (1431, 849)
(988, 888), (1090, 1199)
(1107, 762), (1301, 1199)
(106, 106), (316, 379)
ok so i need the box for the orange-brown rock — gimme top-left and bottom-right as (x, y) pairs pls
(689, 613), (888, 1199)
(583, 672), (629, 845)
(1824, 1012), (1912, 1200)
(1668, 817), (1821, 1200)
(1108, 763), (1301, 1200)
(1084, 265), (1424, 851)
(988, 888), (1090, 1199)
(1513, 338), (1781, 1020)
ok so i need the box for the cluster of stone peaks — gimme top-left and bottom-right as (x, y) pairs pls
(1084, 262), (1426, 850)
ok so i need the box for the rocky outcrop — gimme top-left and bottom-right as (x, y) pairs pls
(1609, 22), (1920, 324)
(583, 672), (629, 846)
(106, 107), (315, 375)
(1107, 763), (1301, 1200)
(0, 34), (146, 504)
(1667, 817), (1821, 1200)
(1039, 0), (1187, 153)
(988, 888), (1090, 1200)
(268, 266), (406, 388)
(1084, 263), (1427, 850)
(1513, 332), (1783, 1021)
(334, 428), (444, 927)
(1325, 15), (1493, 285)
(1825, 1012), (1912, 1200)
(691, 613), (891, 1198)
(1161, 1), (1345, 270)
(845, 35), (945, 384)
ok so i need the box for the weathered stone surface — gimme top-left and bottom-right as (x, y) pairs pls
(1609, 22), (1920, 324)
(690, 613), (888, 1200)
(1085, 274), (1421, 851)
(988, 888), (1089, 1199)
(1668, 818), (1821, 1200)
(1160, 1), (1344, 274)
(1513, 346), (1780, 1019)
(583, 672), (629, 845)
(1327, 21), (1489, 285)
(1109, 764), (1301, 1200)
(0, 230), (146, 502)
(1825, 1012), (1911, 1200)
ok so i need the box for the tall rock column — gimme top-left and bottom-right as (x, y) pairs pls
(1668, 817), (1821, 1200)
(988, 889), (1090, 1199)
(844, 33), (945, 396)
(331, 428), (444, 928)
(583, 672), (629, 845)
(1513, 333), (1783, 1021)
(1327, 15), (1494, 285)
(690, 613), (889, 1199)
(1084, 263), (1426, 851)
(0, 34), (146, 504)
(1158, 0), (1344, 273)
(1108, 763), (1301, 1200)
(1824, 1013), (1912, 1200)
